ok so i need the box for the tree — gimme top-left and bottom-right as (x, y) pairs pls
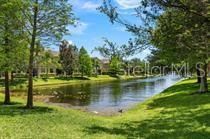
(79, 47), (92, 77)
(99, 0), (210, 93)
(129, 58), (145, 76)
(59, 40), (78, 77)
(151, 9), (209, 92)
(91, 57), (100, 76)
(95, 39), (135, 76)
(94, 39), (125, 60)
(94, 38), (136, 59)
(0, 0), (26, 104)
(109, 56), (121, 76)
(21, 0), (75, 108)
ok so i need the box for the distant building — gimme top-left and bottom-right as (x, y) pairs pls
(99, 59), (110, 74)
(33, 50), (60, 77)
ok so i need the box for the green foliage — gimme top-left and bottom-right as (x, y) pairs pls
(95, 39), (124, 59)
(59, 40), (78, 76)
(94, 38), (135, 60)
(109, 56), (121, 76)
(22, 0), (76, 108)
(128, 58), (146, 75)
(24, 0), (76, 44)
(151, 9), (208, 63)
(0, 0), (27, 72)
(79, 47), (92, 77)
(99, 0), (209, 62)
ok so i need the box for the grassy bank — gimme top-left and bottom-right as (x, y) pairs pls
(0, 75), (145, 90)
(0, 78), (210, 138)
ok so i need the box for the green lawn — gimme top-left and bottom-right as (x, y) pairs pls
(0, 75), (144, 90)
(0, 78), (210, 138)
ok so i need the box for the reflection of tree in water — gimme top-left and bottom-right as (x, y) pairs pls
(124, 82), (146, 95)
(46, 84), (93, 106)
(110, 81), (124, 105)
(32, 75), (180, 109)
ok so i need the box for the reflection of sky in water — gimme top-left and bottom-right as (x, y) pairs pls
(34, 74), (181, 112)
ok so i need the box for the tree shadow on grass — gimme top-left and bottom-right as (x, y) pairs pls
(0, 104), (54, 116)
(85, 108), (210, 138)
(147, 92), (210, 109)
(0, 101), (22, 105)
(85, 80), (210, 138)
(146, 82), (210, 109)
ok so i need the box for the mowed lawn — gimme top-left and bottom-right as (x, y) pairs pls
(0, 75), (143, 91)
(0, 78), (210, 138)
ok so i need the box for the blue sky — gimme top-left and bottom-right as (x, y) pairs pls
(60, 0), (150, 59)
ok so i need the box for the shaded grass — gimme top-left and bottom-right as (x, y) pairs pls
(0, 78), (210, 138)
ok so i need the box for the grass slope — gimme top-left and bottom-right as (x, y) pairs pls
(0, 78), (210, 138)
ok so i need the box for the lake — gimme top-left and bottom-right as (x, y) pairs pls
(29, 74), (181, 114)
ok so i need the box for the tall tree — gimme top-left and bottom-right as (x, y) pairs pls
(59, 40), (78, 77)
(99, 0), (210, 93)
(95, 39), (134, 75)
(109, 56), (121, 76)
(21, 0), (75, 108)
(151, 9), (209, 92)
(0, 0), (26, 104)
(79, 47), (92, 77)
(95, 39), (124, 60)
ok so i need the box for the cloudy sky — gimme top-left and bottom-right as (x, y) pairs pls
(61, 0), (150, 59)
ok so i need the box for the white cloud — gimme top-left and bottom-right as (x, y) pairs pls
(81, 1), (100, 10)
(67, 21), (88, 35)
(115, 0), (140, 9)
(68, 40), (74, 45)
(70, 0), (100, 11)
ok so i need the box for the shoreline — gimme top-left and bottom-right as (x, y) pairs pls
(0, 75), (151, 91)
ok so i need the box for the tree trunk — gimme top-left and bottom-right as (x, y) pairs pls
(199, 63), (208, 93)
(3, 20), (10, 105)
(26, 0), (38, 108)
(4, 71), (10, 105)
(35, 43), (40, 78)
(196, 64), (201, 83)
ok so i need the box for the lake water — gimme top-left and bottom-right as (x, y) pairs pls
(31, 74), (181, 114)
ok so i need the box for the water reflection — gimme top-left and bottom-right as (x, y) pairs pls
(32, 74), (181, 112)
